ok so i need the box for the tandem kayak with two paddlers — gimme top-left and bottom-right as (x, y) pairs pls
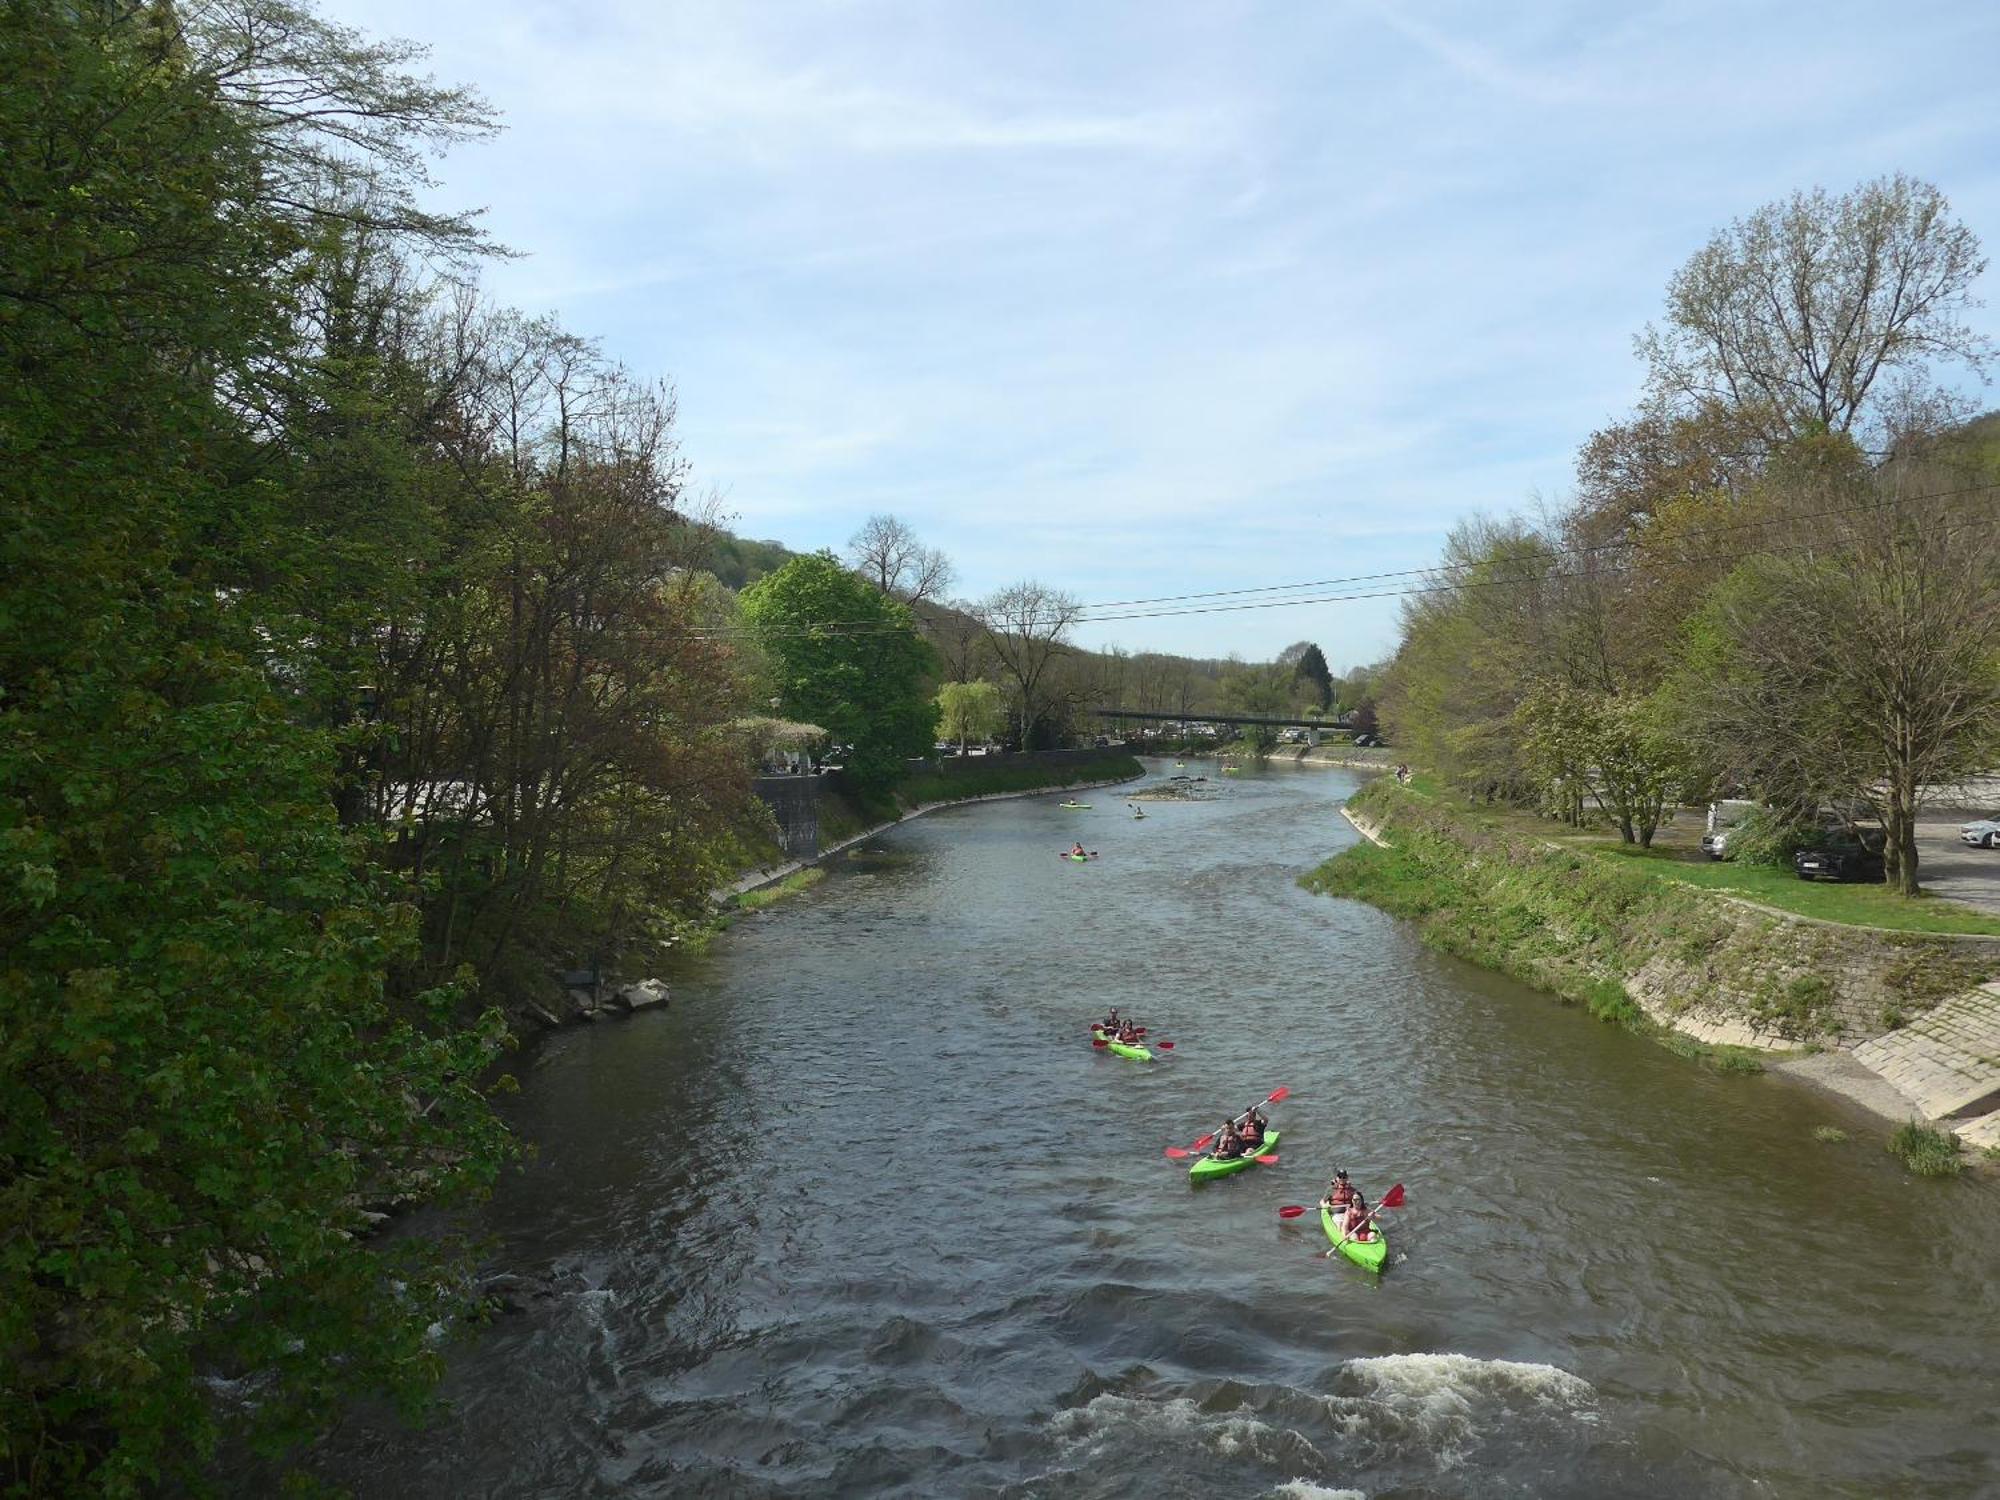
(1188, 1128), (1280, 1182)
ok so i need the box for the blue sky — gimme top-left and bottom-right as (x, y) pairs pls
(323, 0), (2000, 668)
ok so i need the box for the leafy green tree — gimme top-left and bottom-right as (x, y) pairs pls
(1663, 442), (2000, 892)
(1518, 682), (1685, 843)
(936, 680), (1005, 754)
(1, 4), (513, 1488)
(1382, 518), (1553, 797)
(741, 554), (939, 796)
(1515, 680), (1595, 827)
(1221, 662), (1294, 757)
(1280, 642), (1334, 711)
(1587, 692), (1688, 847)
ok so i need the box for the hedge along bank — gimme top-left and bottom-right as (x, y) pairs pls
(1305, 777), (2000, 1064)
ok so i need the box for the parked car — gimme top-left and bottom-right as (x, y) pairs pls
(1962, 814), (2000, 849)
(1700, 799), (1759, 860)
(1794, 829), (1887, 882)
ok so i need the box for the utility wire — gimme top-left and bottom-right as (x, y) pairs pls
(678, 481), (1999, 640)
(680, 506), (1995, 644)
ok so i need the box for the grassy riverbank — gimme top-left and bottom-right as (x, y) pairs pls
(1305, 778), (2000, 1058)
(1383, 773), (2000, 936)
(735, 867), (826, 911)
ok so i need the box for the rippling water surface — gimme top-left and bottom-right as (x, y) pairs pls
(304, 762), (2000, 1498)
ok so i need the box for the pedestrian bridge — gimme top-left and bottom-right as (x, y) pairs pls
(1088, 707), (1352, 731)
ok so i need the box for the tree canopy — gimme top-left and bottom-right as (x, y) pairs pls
(1382, 174), (2000, 888)
(936, 680), (1006, 752)
(2, 4), (759, 1486)
(741, 554), (939, 796)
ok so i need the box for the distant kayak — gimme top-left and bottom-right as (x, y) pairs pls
(1189, 1128), (1279, 1183)
(1322, 1205), (1388, 1271)
(1062, 852), (1097, 862)
(1057, 801), (1091, 809)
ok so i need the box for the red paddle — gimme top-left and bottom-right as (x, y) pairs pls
(1164, 1087), (1289, 1158)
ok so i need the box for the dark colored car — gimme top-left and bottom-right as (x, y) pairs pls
(1793, 830), (1887, 883)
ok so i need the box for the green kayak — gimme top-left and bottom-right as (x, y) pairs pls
(1104, 1039), (1151, 1061)
(1322, 1205), (1388, 1272)
(1188, 1128), (1279, 1183)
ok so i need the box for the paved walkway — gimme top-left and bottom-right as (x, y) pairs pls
(1852, 982), (2000, 1121)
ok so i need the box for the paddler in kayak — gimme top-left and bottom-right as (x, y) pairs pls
(1338, 1191), (1376, 1242)
(1319, 1170), (1356, 1215)
(1116, 1021), (1143, 1044)
(1100, 1007), (1121, 1031)
(1069, 841), (1088, 859)
(1241, 1104), (1269, 1147)
(1212, 1121), (1245, 1160)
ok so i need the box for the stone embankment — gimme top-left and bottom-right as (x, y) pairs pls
(724, 767), (1145, 901)
(1330, 786), (2000, 1149)
(1849, 985), (2000, 1149)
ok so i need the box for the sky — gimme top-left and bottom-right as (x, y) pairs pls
(320, 0), (2000, 669)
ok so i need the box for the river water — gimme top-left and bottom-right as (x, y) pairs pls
(307, 761), (1999, 1499)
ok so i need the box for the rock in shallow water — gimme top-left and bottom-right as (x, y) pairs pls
(615, 978), (670, 1010)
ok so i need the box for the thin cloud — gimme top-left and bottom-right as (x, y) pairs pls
(1348, 0), (1602, 106)
(317, 0), (2000, 663)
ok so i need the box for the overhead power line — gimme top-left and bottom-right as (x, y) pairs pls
(686, 501), (1995, 644)
(679, 480), (2000, 641)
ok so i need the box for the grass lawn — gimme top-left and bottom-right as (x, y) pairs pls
(1407, 787), (2000, 936)
(1588, 842), (2000, 935)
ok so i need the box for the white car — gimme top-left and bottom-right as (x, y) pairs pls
(1962, 815), (2000, 849)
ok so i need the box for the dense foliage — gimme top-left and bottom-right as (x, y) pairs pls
(0, 1), (756, 1487)
(935, 680), (1006, 752)
(741, 554), (939, 796)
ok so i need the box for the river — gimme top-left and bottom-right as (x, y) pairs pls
(303, 761), (1999, 1499)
